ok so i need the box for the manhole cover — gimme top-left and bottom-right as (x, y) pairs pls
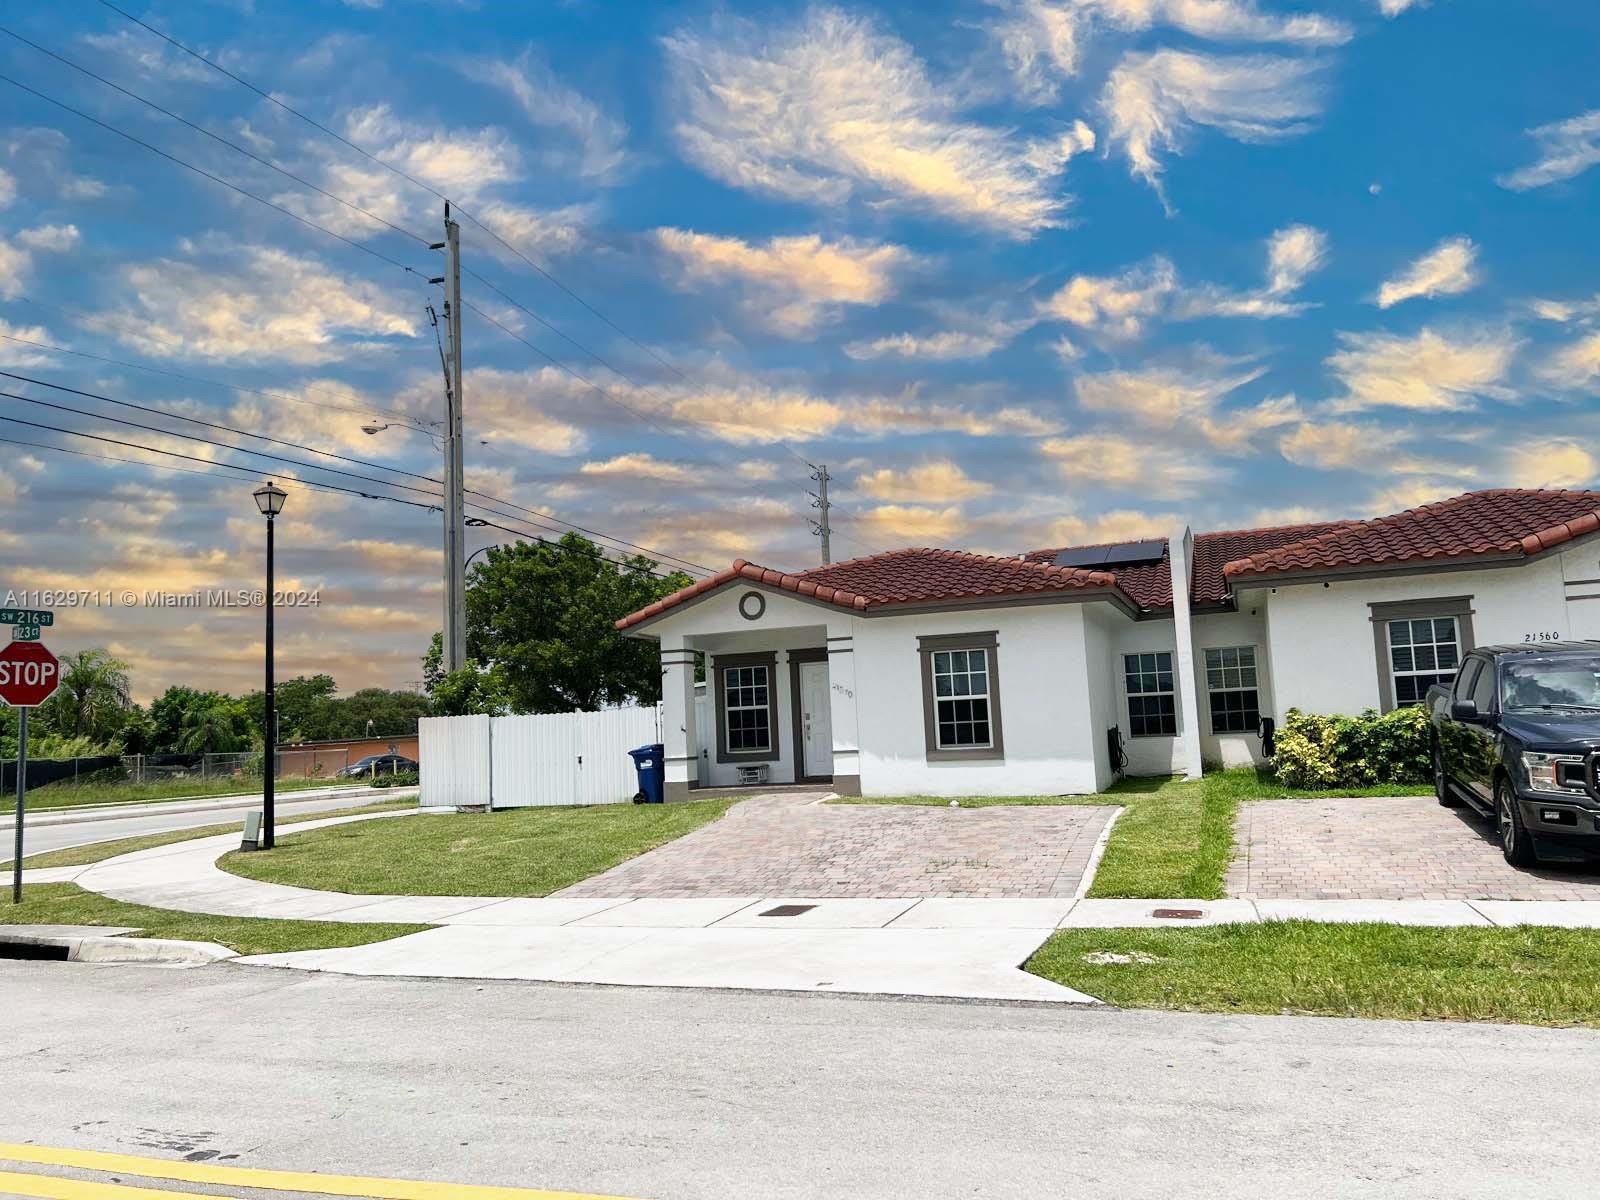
(759, 904), (817, 917)
(1151, 907), (1205, 920)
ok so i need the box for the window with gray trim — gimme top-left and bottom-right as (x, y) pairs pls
(917, 632), (1004, 761)
(1204, 646), (1260, 734)
(1125, 651), (1176, 737)
(723, 663), (772, 753)
(1386, 616), (1461, 707)
(932, 647), (993, 749)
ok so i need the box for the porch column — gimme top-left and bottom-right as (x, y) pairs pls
(825, 630), (862, 795)
(1168, 526), (1204, 781)
(659, 634), (698, 802)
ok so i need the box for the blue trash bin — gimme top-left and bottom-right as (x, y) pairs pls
(629, 743), (666, 804)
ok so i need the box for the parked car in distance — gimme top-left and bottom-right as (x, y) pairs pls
(1427, 641), (1600, 867)
(337, 753), (420, 780)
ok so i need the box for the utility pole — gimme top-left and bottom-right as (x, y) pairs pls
(435, 203), (468, 673)
(808, 463), (832, 565)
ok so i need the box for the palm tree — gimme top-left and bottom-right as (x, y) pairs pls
(46, 649), (131, 743)
(177, 701), (249, 755)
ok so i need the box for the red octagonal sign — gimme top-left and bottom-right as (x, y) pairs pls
(0, 640), (61, 708)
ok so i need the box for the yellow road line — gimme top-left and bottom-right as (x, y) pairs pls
(0, 1171), (203, 1200)
(0, 1146), (643, 1200)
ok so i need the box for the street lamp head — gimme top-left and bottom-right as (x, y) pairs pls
(361, 423), (389, 436)
(253, 480), (287, 517)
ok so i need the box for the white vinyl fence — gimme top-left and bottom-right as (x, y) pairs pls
(418, 705), (662, 809)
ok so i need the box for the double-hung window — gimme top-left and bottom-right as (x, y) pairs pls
(918, 632), (1004, 761)
(1370, 597), (1475, 712)
(1124, 651), (1176, 737)
(1204, 646), (1260, 734)
(713, 652), (780, 763)
(1386, 616), (1462, 707)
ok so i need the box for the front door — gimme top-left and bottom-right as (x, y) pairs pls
(798, 660), (833, 780)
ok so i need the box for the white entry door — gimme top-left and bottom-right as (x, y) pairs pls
(798, 660), (834, 780)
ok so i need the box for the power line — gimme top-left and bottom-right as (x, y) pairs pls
(4, 296), (435, 427)
(0, 387), (447, 503)
(463, 516), (691, 583)
(0, 413), (442, 510)
(461, 488), (711, 575)
(0, 25), (432, 248)
(93, 0), (693, 382)
(0, 70), (433, 285)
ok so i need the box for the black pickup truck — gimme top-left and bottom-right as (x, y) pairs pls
(1426, 641), (1600, 867)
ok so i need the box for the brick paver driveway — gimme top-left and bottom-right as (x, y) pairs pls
(1227, 796), (1600, 901)
(556, 793), (1119, 899)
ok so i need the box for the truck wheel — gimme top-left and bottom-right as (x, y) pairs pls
(1433, 742), (1459, 807)
(1497, 777), (1538, 868)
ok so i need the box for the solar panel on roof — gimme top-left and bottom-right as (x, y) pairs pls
(1053, 545), (1112, 567)
(1101, 539), (1166, 566)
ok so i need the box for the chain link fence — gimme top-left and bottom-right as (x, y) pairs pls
(3, 749), (353, 792)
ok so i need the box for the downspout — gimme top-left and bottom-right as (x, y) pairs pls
(1169, 525), (1204, 781)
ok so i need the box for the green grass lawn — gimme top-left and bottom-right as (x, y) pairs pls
(20, 798), (418, 870)
(1, 883), (427, 955)
(1027, 921), (1600, 1027)
(218, 798), (738, 897)
(2, 773), (378, 815)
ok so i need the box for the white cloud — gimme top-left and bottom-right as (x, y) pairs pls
(1042, 258), (1177, 338)
(1101, 49), (1326, 202)
(1376, 236), (1479, 308)
(1074, 363), (1298, 451)
(0, 223), (81, 300)
(0, 318), (58, 367)
(1175, 223), (1328, 319)
(1529, 295), (1600, 324)
(655, 229), (914, 337)
(1498, 109), (1600, 191)
(4, 128), (107, 202)
(1041, 507), (1182, 546)
(88, 244), (417, 364)
(1327, 328), (1519, 412)
(1539, 332), (1600, 392)
(1278, 419), (1471, 476)
(990, 0), (1348, 103)
(15, 224), (79, 252)
(476, 49), (629, 183)
(1377, 0), (1428, 14)
(0, 168), (13, 208)
(855, 461), (994, 502)
(664, 7), (1095, 235)
(1040, 432), (1223, 497)
(580, 453), (696, 484)
(844, 308), (1034, 361)
(856, 504), (968, 544)
(1506, 441), (1595, 490)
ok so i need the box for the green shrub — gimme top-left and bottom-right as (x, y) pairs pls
(371, 770), (419, 789)
(1272, 706), (1432, 789)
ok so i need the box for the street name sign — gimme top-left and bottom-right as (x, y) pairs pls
(0, 609), (53, 628)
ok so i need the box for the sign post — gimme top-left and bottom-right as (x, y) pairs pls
(0, 619), (60, 904)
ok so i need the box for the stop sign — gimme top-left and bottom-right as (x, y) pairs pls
(0, 640), (60, 707)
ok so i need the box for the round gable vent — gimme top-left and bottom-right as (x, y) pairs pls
(738, 591), (766, 621)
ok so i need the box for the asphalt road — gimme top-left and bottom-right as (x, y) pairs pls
(3, 961), (1598, 1198)
(0, 788), (399, 863)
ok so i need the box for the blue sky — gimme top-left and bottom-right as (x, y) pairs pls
(1, 0), (1597, 698)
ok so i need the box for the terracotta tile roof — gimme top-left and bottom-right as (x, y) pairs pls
(1222, 489), (1600, 583)
(615, 548), (1123, 631)
(1022, 521), (1352, 611)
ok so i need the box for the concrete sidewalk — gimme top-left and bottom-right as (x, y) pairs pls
(32, 808), (1600, 1003)
(1, 784), (415, 830)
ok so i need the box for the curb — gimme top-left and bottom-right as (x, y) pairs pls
(0, 786), (417, 829)
(0, 931), (237, 965)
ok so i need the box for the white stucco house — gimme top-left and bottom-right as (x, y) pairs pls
(615, 489), (1600, 799)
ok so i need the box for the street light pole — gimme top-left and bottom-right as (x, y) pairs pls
(253, 480), (286, 849)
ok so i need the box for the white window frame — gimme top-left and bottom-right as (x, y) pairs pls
(723, 663), (772, 755)
(1386, 616), (1462, 709)
(1123, 650), (1176, 738)
(1203, 646), (1260, 735)
(930, 646), (995, 751)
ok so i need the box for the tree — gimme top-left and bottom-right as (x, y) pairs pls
(149, 686), (230, 754)
(424, 535), (692, 714)
(116, 705), (157, 755)
(322, 688), (431, 739)
(243, 674), (336, 743)
(36, 649), (131, 745)
(176, 698), (254, 754)
(429, 664), (511, 716)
